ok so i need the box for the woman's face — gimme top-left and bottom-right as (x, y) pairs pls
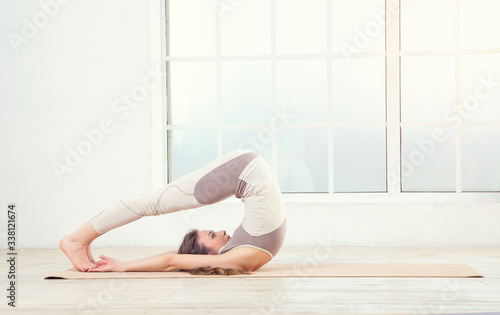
(198, 230), (231, 255)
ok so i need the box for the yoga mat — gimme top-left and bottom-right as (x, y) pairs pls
(45, 263), (483, 279)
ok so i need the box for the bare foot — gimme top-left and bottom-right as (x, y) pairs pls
(86, 243), (95, 264)
(59, 235), (95, 272)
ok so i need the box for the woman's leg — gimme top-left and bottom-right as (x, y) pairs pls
(60, 150), (255, 271)
(60, 170), (210, 271)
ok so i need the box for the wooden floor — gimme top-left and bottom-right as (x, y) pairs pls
(1, 246), (499, 315)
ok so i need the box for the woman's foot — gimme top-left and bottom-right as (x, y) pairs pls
(59, 235), (95, 272)
(59, 220), (100, 271)
(86, 243), (96, 264)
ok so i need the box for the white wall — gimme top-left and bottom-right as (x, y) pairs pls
(0, 0), (156, 248)
(1, 0), (499, 250)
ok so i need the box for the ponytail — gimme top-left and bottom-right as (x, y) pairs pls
(187, 266), (249, 276)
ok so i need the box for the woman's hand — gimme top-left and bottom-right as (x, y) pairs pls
(88, 255), (121, 272)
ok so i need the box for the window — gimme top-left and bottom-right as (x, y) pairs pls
(400, 0), (500, 192)
(158, 0), (500, 198)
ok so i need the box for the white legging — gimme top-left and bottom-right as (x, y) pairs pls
(91, 150), (268, 235)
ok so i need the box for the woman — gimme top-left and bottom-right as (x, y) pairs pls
(59, 150), (286, 274)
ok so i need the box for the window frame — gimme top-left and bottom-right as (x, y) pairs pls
(150, 0), (500, 204)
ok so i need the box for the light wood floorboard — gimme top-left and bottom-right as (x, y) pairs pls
(1, 246), (499, 314)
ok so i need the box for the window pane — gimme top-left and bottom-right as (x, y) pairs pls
(171, 130), (217, 180)
(220, 0), (271, 56)
(460, 54), (500, 122)
(276, 60), (328, 124)
(333, 127), (386, 192)
(222, 129), (272, 163)
(222, 61), (272, 125)
(169, 0), (216, 56)
(170, 62), (216, 125)
(401, 127), (456, 192)
(277, 128), (328, 193)
(332, 0), (385, 55)
(275, 0), (327, 54)
(401, 57), (455, 123)
(462, 127), (500, 191)
(461, 0), (500, 50)
(401, 0), (455, 51)
(332, 57), (386, 123)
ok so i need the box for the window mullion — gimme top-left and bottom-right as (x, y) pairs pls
(327, 0), (334, 194)
(455, 0), (462, 193)
(271, 0), (278, 177)
(152, 0), (168, 188)
(386, 0), (402, 195)
(215, 0), (223, 157)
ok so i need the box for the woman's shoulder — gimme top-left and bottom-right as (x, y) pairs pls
(221, 246), (272, 271)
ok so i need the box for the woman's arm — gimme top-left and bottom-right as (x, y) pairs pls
(89, 253), (173, 272)
(89, 247), (270, 272)
(88, 252), (235, 272)
(168, 247), (270, 271)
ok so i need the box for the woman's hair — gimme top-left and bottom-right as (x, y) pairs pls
(177, 229), (249, 276)
(187, 266), (248, 276)
(177, 229), (211, 255)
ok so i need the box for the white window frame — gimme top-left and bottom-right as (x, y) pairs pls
(151, 0), (500, 205)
